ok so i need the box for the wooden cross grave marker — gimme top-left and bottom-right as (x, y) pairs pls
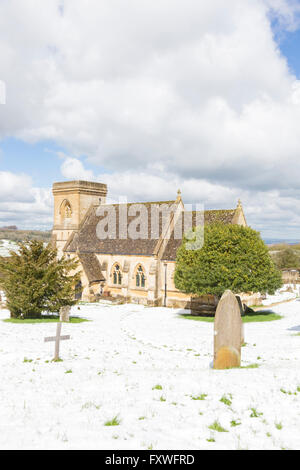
(44, 322), (70, 361)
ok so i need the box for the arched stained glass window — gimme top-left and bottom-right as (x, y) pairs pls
(113, 264), (122, 285)
(136, 265), (146, 288)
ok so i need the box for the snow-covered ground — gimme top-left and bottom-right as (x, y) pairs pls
(262, 284), (299, 306)
(1, 299), (300, 450)
(0, 239), (18, 258)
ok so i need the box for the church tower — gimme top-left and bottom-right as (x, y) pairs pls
(52, 180), (107, 255)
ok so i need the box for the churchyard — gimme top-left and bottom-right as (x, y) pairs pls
(1, 293), (300, 450)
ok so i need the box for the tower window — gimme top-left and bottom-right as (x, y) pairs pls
(60, 199), (72, 221)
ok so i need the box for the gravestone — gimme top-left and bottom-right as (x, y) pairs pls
(214, 290), (242, 369)
(235, 295), (245, 345)
(59, 306), (71, 323)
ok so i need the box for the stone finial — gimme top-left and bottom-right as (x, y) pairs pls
(237, 199), (242, 209)
(176, 189), (182, 201)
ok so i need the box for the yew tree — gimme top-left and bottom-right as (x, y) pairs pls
(0, 240), (80, 318)
(174, 223), (282, 297)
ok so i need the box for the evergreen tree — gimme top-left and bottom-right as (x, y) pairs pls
(0, 240), (80, 318)
(273, 247), (300, 269)
(174, 223), (282, 297)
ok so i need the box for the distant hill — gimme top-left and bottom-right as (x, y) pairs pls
(0, 225), (18, 230)
(0, 229), (51, 243)
(264, 238), (300, 246)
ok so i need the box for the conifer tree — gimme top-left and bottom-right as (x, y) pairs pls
(174, 224), (282, 297)
(0, 240), (80, 318)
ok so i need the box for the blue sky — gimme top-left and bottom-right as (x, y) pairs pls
(280, 29), (300, 77)
(0, 138), (109, 188)
(1, 1), (300, 238)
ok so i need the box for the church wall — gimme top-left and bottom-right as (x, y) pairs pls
(73, 253), (193, 307)
(94, 254), (161, 306)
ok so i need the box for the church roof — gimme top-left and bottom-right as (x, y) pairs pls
(64, 201), (241, 261)
(65, 201), (178, 257)
(78, 252), (106, 283)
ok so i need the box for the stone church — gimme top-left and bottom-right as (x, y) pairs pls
(52, 180), (247, 308)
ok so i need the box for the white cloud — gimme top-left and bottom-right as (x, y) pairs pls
(0, 80), (5, 105)
(60, 156), (94, 180)
(0, 0), (300, 236)
(0, 172), (52, 230)
(0, 172), (33, 203)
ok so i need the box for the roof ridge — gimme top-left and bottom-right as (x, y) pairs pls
(188, 208), (236, 214)
(98, 200), (177, 207)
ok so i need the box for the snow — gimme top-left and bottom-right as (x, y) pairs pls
(0, 239), (18, 258)
(261, 284), (299, 305)
(1, 298), (300, 450)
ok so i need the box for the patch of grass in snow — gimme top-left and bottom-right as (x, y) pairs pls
(23, 358), (33, 363)
(230, 420), (241, 427)
(220, 394), (232, 406)
(280, 388), (296, 395)
(152, 384), (163, 390)
(159, 396), (166, 402)
(275, 422), (283, 430)
(180, 310), (282, 323)
(104, 416), (121, 426)
(191, 394), (207, 401)
(239, 363), (260, 369)
(207, 437), (215, 442)
(4, 316), (89, 324)
(81, 402), (101, 410)
(65, 369), (72, 374)
(208, 421), (228, 433)
(249, 408), (263, 418)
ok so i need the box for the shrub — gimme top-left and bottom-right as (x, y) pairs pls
(0, 240), (80, 318)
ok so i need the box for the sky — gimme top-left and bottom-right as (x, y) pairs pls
(1, 0), (300, 239)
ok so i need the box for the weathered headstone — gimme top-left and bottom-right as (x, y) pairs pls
(44, 322), (70, 361)
(59, 306), (71, 323)
(214, 290), (242, 369)
(235, 295), (245, 345)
